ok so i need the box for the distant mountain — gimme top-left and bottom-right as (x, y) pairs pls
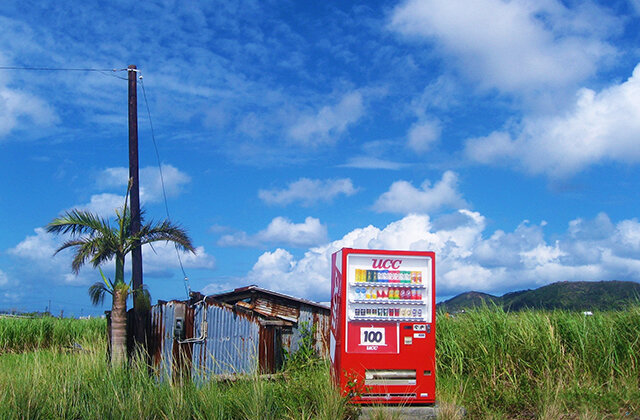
(437, 280), (640, 312)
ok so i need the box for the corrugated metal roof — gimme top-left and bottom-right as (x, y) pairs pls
(208, 285), (330, 311)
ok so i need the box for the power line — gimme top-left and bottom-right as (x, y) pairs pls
(0, 66), (127, 72)
(139, 75), (192, 298)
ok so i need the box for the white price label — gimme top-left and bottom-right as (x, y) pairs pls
(360, 327), (386, 346)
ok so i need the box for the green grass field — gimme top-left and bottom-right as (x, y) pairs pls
(1, 308), (638, 419)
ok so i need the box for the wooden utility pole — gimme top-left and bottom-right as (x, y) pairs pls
(128, 64), (145, 350)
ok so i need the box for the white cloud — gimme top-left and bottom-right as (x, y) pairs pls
(374, 171), (467, 214)
(0, 269), (9, 288)
(389, 0), (617, 94)
(142, 243), (215, 275)
(218, 217), (328, 248)
(73, 193), (125, 217)
(258, 178), (357, 206)
(465, 63), (640, 176)
(288, 91), (364, 144)
(228, 211), (640, 301)
(0, 85), (58, 138)
(407, 119), (442, 152)
(8, 227), (92, 286)
(98, 164), (191, 203)
(340, 157), (409, 170)
(9, 227), (214, 286)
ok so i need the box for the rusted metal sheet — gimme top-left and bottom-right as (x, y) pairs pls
(288, 305), (330, 358)
(191, 301), (260, 380)
(150, 302), (177, 380)
(253, 297), (299, 323)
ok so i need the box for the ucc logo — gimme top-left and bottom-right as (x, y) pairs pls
(371, 259), (402, 269)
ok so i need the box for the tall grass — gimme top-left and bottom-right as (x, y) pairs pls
(437, 306), (640, 418)
(1, 310), (639, 418)
(0, 335), (351, 419)
(0, 316), (106, 353)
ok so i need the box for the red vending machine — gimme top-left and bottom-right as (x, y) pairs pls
(330, 248), (436, 405)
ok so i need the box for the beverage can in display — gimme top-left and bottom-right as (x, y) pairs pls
(365, 288), (371, 299)
(372, 271), (378, 282)
(417, 309), (422, 318)
(412, 309), (417, 318)
(416, 272), (422, 284)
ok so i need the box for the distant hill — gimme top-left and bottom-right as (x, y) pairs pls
(437, 280), (640, 312)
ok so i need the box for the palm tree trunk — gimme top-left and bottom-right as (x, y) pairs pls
(111, 285), (127, 364)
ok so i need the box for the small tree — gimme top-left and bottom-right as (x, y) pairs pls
(47, 190), (195, 363)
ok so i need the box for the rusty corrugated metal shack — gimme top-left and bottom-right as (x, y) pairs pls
(150, 285), (330, 381)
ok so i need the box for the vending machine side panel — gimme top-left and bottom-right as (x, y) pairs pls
(329, 249), (344, 385)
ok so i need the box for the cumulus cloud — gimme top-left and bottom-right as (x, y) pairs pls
(218, 217), (328, 248)
(9, 227), (214, 286)
(224, 211), (640, 301)
(98, 164), (191, 203)
(288, 91), (364, 144)
(374, 171), (467, 214)
(464, 63), (640, 176)
(259, 178), (357, 206)
(73, 193), (125, 217)
(389, 0), (617, 93)
(8, 227), (91, 286)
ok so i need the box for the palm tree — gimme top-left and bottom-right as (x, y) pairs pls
(46, 193), (195, 363)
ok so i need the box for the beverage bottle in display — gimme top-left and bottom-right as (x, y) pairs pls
(372, 270), (378, 282)
(416, 272), (422, 284)
(365, 287), (371, 300)
(395, 288), (400, 300)
(372, 287), (378, 299)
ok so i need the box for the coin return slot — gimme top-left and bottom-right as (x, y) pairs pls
(361, 393), (417, 399)
(365, 369), (416, 386)
(424, 370), (432, 376)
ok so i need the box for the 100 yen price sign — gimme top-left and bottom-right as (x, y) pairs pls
(360, 326), (386, 347)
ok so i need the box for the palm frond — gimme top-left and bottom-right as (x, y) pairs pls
(135, 220), (196, 254)
(98, 267), (114, 290)
(88, 281), (111, 306)
(46, 209), (111, 237)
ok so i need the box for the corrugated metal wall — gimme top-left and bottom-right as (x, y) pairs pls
(191, 301), (260, 379)
(150, 298), (330, 380)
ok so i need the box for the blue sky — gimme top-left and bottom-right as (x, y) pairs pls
(1, 0), (640, 316)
